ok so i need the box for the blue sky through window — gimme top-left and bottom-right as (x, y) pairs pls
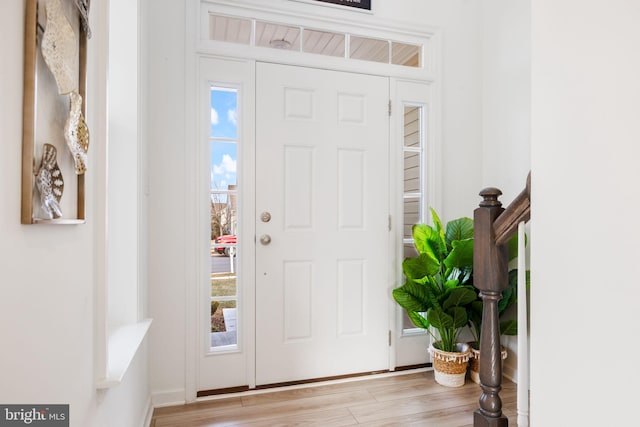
(210, 88), (238, 192)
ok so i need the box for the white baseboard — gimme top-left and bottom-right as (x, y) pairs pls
(141, 397), (154, 427)
(151, 389), (186, 408)
(503, 360), (517, 383)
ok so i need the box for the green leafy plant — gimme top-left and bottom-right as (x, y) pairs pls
(467, 254), (530, 346)
(392, 208), (477, 352)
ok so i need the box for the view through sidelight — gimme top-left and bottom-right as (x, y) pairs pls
(402, 105), (425, 331)
(209, 86), (239, 350)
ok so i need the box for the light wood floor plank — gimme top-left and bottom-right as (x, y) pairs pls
(154, 390), (375, 427)
(241, 408), (358, 427)
(151, 370), (521, 427)
(349, 386), (481, 423)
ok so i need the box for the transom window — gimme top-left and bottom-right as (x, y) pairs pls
(208, 14), (423, 68)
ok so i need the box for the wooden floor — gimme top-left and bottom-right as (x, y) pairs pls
(151, 370), (519, 426)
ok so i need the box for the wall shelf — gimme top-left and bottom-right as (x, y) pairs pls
(96, 319), (153, 389)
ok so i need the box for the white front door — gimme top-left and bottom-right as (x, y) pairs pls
(255, 62), (391, 385)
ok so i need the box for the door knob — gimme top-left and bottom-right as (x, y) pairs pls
(260, 211), (272, 222)
(260, 234), (272, 245)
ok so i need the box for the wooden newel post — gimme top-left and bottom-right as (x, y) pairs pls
(473, 188), (509, 427)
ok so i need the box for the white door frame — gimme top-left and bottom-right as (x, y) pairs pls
(195, 56), (257, 393)
(389, 79), (441, 368)
(185, 0), (441, 402)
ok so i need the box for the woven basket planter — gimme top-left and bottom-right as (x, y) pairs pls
(468, 342), (508, 384)
(429, 342), (471, 387)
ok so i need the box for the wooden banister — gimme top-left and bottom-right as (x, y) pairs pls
(493, 173), (531, 246)
(473, 172), (531, 427)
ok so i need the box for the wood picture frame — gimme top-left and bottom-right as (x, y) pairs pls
(21, 0), (88, 224)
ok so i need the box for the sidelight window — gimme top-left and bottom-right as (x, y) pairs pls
(209, 86), (239, 350)
(402, 104), (425, 330)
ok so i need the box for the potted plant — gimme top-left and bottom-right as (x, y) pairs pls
(392, 208), (477, 387)
(466, 238), (529, 384)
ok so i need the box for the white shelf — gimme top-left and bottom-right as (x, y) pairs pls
(97, 319), (152, 389)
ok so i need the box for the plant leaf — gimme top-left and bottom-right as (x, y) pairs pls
(411, 223), (434, 253)
(442, 286), (476, 310)
(449, 306), (468, 328)
(430, 208), (445, 243)
(499, 280), (514, 313)
(428, 208), (447, 261)
(470, 300), (483, 317)
(444, 238), (474, 271)
(408, 310), (430, 329)
(427, 308), (453, 330)
(443, 279), (460, 291)
(403, 252), (440, 280)
(392, 280), (430, 313)
(500, 319), (518, 335)
(445, 216), (474, 250)
(424, 276), (444, 305)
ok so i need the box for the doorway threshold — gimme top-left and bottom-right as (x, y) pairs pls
(196, 364), (431, 400)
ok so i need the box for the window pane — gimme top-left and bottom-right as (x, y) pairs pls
(255, 21), (301, 51)
(392, 42), (421, 67)
(211, 273), (237, 297)
(402, 310), (417, 330)
(404, 107), (420, 147)
(404, 152), (420, 193)
(403, 199), (420, 239)
(209, 14), (251, 45)
(210, 89), (238, 139)
(303, 29), (345, 57)
(403, 243), (418, 259)
(210, 300), (237, 347)
(350, 36), (389, 63)
(210, 144), (237, 191)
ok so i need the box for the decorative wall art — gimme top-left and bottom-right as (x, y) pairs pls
(64, 90), (90, 174)
(41, 0), (77, 95)
(35, 144), (64, 219)
(21, 0), (91, 224)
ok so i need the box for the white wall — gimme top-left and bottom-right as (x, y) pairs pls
(531, 0), (640, 424)
(378, 0), (485, 219)
(481, 0), (531, 203)
(147, 0), (188, 405)
(107, 0), (141, 331)
(0, 1), (150, 426)
(147, 0), (485, 404)
(480, 0), (531, 380)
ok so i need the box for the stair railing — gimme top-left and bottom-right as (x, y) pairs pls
(473, 172), (530, 427)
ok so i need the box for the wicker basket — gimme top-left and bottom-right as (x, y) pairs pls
(429, 342), (471, 387)
(468, 343), (508, 384)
